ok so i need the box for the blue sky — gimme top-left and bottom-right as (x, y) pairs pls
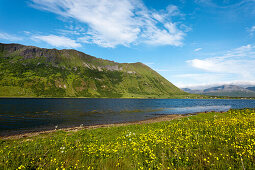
(1, 0), (255, 89)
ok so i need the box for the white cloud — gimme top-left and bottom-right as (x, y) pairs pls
(194, 48), (202, 52)
(23, 31), (31, 35)
(248, 25), (255, 36)
(32, 35), (81, 48)
(250, 26), (255, 32)
(0, 32), (22, 41)
(30, 0), (187, 48)
(187, 44), (255, 80)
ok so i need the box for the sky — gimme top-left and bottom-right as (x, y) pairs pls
(1, 0), (255, 89)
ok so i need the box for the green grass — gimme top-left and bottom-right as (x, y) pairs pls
(0, 108), (255, 169)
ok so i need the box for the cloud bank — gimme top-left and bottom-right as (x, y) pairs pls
(30, 0), (187, 47)
(178, 44), (255, 87)
(188, 44), (255, 78)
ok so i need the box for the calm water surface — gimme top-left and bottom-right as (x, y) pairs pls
(0, 98), (255, 134)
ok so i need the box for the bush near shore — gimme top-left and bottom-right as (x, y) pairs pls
(0, 108), (255, 169)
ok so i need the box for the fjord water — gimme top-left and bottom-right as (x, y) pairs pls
(0, 98), (255, 135)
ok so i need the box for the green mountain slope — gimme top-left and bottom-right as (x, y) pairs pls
(0, 43), (187, 98)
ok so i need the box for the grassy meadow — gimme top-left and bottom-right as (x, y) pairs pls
(0, 108), (255, 169)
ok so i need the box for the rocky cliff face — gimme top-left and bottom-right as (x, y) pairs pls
(0, 43), (186, 98)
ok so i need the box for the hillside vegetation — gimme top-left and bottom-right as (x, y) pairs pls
(0, 43), (189, 98)
(0, 108), (254, 169)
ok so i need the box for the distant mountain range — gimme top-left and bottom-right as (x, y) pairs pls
(246, 86), (255, 92)
(182, 85), (255, 97)
(0, 43), (188, 98)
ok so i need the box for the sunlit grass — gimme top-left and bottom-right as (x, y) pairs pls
(0, 108), (255, 169)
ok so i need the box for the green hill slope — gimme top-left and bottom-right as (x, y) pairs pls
(0, 43), (187, 98)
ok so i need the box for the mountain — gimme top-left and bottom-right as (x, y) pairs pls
(246, 86), (255, 92)
(181, 88), (191, 92)
(0, 43), (187, 98)
(205, 85), (255, 97)
(181, 88), (203, 94)
(182, 85), (255, 97)
(203, 85), (255, 97)
(203, 85), (244, 92)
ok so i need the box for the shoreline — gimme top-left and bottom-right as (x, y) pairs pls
(0, 113), (197, 140)
(1, 96), (254, 100)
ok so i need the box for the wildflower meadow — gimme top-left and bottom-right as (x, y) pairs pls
(0, 108), (255, 169)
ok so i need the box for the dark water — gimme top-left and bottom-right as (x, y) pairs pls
(0, 98), (255, 135)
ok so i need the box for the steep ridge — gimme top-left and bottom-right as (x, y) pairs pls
(0, 43), (186, 98)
